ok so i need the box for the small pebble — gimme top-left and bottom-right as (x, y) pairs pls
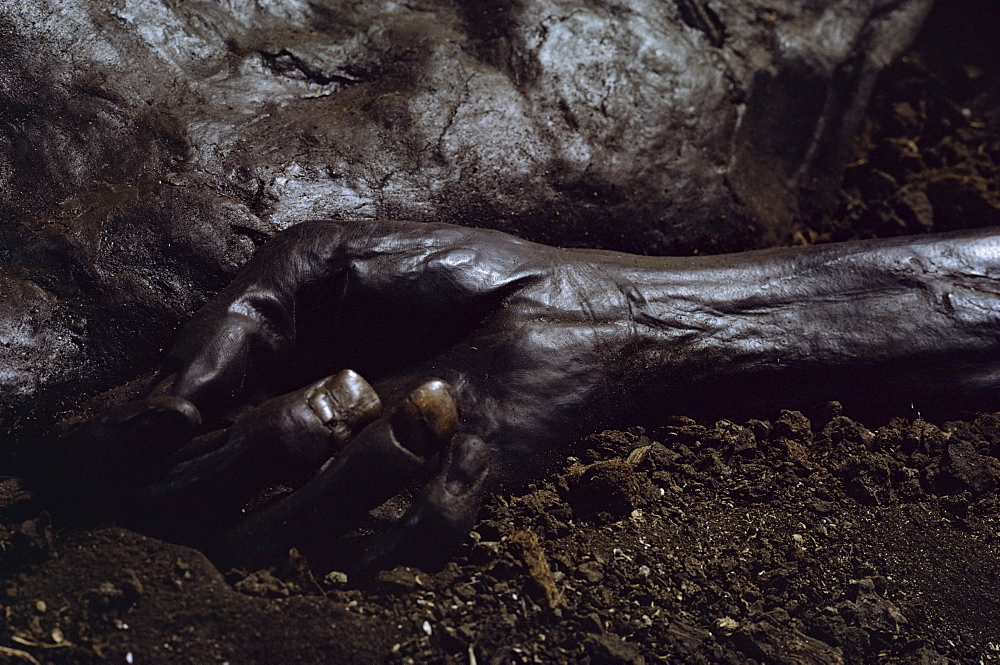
(715, 616), (739, 631)
(577, 561), (605, 583)
(324, 571), (348, 586)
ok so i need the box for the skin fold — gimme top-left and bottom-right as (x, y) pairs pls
(63, 220), (1000, 578)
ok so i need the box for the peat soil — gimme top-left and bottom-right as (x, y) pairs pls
(2, 6), (1000, 665)
(1, 408), (999, 664)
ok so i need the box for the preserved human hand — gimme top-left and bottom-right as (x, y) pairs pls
(62, 220), (1000, 577)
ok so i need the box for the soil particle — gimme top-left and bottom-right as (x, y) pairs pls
(503, 529), (564, 610)
(584, 631), (645, 664)
(731, 611), (846, 665)
(935, 439), (1000, 495)
(231, 569), (298, 598)
(563, 457), (643, 520)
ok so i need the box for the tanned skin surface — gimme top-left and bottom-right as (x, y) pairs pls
(63, 220), (1000, 578)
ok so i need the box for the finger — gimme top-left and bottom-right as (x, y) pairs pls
(352, 433), (490, 585)
(146, 370), (382, 507)
(165, 312), (265, 412)
(209, 378), (459, 570)
(150, 222), (347, 418)
(59, 396), (201, 485)
(174, 368), (380, 466)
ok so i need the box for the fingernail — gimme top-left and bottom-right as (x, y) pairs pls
(444, 434), (490, 494)
(307, 370), (382, 447)
(391, 379), (459, 459)
(144, 396), (202, 429)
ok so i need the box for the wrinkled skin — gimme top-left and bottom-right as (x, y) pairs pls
(65, 220), (1000, 577)
(0, 0), (933, 437)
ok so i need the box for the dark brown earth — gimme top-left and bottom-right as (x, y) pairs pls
(2, 5), (1000, 665)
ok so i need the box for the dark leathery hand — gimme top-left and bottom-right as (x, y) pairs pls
(63, 220), (1000, 577)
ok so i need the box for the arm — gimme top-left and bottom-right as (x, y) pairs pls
(65, 222), (1000, 577)
(593, 228), (1000, 417)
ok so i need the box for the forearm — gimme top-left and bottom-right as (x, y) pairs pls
(606, 228), (1000, 411)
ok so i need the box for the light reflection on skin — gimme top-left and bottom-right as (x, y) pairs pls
(64, 220), (1000, 576)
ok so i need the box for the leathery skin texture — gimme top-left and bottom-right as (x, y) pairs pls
(0, 0), (933, 447)
(57, 219), (1000, 573)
